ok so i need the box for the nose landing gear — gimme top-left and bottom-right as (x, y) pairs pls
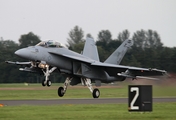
(41, 64), (57, 87)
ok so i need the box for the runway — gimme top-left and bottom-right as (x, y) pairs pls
(1, 98), (176, 106)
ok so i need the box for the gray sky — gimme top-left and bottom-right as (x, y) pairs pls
(1, 0), (176, 47)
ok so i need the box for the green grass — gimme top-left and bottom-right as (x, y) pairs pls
(0, 103), (176, 120)
(0, 83), (176, 100)
(0, 86), (125, 100)
(0, 83), (176, 120)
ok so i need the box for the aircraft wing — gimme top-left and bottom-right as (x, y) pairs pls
(91, 62), (166, 78)
(49, 51), (166, 78)
(49, 52), (94, 63)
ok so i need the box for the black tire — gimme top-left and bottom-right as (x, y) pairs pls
(42, 79), (46, 86)
(92, 88), (100, 98)
(58, 87), (64, 97)
(47, 80), (52, 87)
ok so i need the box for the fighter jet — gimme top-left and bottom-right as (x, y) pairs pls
(6, 38), (166, 98)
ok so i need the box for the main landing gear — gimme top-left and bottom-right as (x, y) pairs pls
(41, 65), (57, 87)
(58, 77), (72, 97)
(58, 77), (100, 98)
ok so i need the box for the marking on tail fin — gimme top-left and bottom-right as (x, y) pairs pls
(104, 39), (133, 65)
(82, 38), (100, 61)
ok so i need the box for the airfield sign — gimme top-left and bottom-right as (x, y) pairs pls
(128, 85), (152, 112)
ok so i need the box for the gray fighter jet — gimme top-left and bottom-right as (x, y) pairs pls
(6, 38), (166, 98)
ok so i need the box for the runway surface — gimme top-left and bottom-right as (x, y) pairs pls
(1, 98), (176, 106)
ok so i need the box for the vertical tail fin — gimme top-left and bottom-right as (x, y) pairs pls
(104, 39), (133, 65)
(82, 38), (100, 61)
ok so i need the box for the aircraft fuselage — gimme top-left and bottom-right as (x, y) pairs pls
(15, 46), (125, 82)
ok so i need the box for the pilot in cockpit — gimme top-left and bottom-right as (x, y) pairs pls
(36, 40), (64, 48)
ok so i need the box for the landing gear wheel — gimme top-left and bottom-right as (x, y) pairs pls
(58, 87), (64, 97)
(42, 79), (46, 86)
(92, 88), (100, 98)
(47, 80), (51, 87)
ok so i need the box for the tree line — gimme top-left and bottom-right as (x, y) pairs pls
(0, 26), (175, 83)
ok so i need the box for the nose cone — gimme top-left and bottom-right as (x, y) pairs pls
(14, 50), (20, 56)
(15, 48), (29, 59)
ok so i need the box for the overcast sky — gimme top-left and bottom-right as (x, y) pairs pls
(0, 0), (176, 47)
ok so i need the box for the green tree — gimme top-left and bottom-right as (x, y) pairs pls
(19, 32), (41, 48)
(97, 46), (107, 62)
(97, 30), (112, 43)
(67, 26), (84, 50)
(132, 29), (146, 48)
(117, 29), (130, 41)
(86, 33), (93, 39)
(132, 29), (163, 49)
(96, 38), (122, 62)
(72, 42), (85, 54)
(0, 39), (21, 83)
(170, 47), (176, 72)
(145, 30), (163, 48)
(158, 47), (174, 71)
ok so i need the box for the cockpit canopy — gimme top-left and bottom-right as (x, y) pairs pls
(36, 40), (65, 48)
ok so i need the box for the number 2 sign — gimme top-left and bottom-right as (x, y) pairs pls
(128, 85), (152, 112)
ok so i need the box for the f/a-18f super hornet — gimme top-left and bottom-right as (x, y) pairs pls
(6, 38), (166, 98)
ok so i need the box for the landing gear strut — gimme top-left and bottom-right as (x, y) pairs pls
(41, 65), (57, 87)
(82, 78), (100, 98)
(58, 77), (100, 98)
(58, 77), (72, 97)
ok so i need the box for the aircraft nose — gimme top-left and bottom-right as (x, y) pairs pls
(14, 50), (20, 55)
(15, 48), (29, 59)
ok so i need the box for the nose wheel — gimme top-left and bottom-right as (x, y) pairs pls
(41, 65), (57, 87)
(42, 79), (52, 87)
